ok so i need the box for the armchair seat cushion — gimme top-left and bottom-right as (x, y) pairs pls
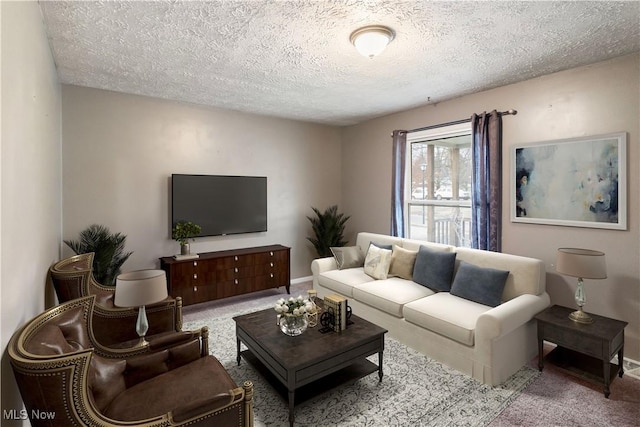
(104, 356), (236, 421)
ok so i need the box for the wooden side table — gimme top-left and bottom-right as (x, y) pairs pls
(535, 305), (628, 398)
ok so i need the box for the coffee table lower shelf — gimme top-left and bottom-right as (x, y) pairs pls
(240, 349), (379, 406)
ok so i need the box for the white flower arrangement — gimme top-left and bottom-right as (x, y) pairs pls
(274, 295), (314, 316)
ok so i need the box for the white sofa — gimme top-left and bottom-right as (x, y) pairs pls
(311, 232), (550, 386)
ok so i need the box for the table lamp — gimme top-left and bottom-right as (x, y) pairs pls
(556, 248), (607, 324)
(114, 269), (168, 346)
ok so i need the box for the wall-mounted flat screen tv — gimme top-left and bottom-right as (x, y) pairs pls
(171, 174), (267, 237)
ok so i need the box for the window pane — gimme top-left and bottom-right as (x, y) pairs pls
(410, 135), (471, 202)
(408, 204), (471, 247)
(408, 130), (472, 247)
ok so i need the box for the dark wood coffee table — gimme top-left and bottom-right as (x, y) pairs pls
(233, 305), (387, 426)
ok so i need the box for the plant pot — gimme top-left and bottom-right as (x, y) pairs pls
(279, 314), (308, 336)
(180, 243), (190, 255)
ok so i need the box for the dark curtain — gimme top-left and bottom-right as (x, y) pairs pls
(471, 111), (502, 251)
(391, 130), (407, 237)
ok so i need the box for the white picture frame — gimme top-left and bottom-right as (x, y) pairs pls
(511, 132), (627, 230)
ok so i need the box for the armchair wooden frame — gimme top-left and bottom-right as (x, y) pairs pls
(9, 295), (254, 427)
(50, 253), (183, 345)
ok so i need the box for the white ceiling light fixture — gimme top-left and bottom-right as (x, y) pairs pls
(350, 25), (395, 58)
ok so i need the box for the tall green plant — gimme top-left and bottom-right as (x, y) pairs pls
(64, 224), (133, 286)
(306, 205), (350, 257)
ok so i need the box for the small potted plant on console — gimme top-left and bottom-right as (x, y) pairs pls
(172, 221), (201, 256)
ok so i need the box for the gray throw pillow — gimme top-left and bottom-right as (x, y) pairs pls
(450, 261), (509, 307)
(412, 245), (457, 291)
(330, 246), (364, 270)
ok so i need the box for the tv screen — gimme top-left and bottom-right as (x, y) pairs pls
(171, 174), (267, 237)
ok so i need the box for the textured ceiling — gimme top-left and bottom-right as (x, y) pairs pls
(39, 1), (640, 126)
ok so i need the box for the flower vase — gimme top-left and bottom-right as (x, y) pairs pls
(279, 314), (308, 336)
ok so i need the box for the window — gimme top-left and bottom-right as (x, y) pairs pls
(406, 123), (472, 246)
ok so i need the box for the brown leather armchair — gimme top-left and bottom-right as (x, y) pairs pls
(9, 295), (254, 427)
(50, 253), (183, 346)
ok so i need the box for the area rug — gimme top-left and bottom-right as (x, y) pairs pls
(184, 302), (539, 427)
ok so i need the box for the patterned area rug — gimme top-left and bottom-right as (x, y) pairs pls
(184, 302), (539, 427)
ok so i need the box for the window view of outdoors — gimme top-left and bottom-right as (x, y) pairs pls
(408, 134), (472, 247)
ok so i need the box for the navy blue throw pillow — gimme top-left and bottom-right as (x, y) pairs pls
(450, 261), (509, 307)
(412, 246), (457, 292)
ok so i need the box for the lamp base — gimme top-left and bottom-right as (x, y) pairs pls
(569, 308), (594, 324)
(136, 337), (150, 347)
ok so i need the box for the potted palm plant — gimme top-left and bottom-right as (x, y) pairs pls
(64, 224), (133, 286)
(306, 205), (350, 257)
(172, 221), (202, 255)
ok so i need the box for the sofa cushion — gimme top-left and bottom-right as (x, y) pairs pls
(353, 278), (435, 317)
(412, 245), (457, 291)
(319, 268), (374, 298)
(330, 246), (364, 269)
(389, 245), (418, 280)
(364, 244), (393, 280)
(403, 293), (492, 346)
(450, 261), (509, 307)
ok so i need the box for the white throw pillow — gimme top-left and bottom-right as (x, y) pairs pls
(364, 243), (393, 280)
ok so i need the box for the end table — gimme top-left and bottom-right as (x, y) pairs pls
(535, 305), (627, 398)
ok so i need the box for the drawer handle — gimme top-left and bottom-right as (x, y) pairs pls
(193, 261), (198, 266)
(270, 262), (274, 267)
(193, 286), (197, 292)
(270, 273), (274, 278)
(235, 267), (238, 273)
(234, 256), (238, 261)
(235, 279), (238, 285)
(193, 274), (197, 279)
(270, 252), (274, 256)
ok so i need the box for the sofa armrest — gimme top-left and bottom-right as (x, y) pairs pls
(311, 257), (337, 285)
(476, 292), (551, 342)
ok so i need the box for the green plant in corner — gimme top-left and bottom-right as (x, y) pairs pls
(64, 224), (133, 286)
(306, 205), (350, 258)
(172, 221), (202, 246)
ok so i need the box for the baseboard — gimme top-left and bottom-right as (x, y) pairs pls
(291, 275), (312, 285)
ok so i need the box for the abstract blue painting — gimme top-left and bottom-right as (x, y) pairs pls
(511, 133), (627, 230)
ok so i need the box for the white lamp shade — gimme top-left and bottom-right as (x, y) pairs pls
(350, 26), (394, 58)
(556, 248), (607, 279)
(114, 269), (168, 307)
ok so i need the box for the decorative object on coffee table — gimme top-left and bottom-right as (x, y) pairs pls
(274, 296), (313, 336)
(556, 248), (607, 324)
(306, 289), (319, 327)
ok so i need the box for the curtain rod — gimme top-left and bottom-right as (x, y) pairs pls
(402, 109), (517, 135)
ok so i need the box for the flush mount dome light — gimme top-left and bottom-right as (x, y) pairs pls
(350, 25), (395, 58)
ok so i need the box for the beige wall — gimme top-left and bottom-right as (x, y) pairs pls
(1, 1), (62, 425)
(61, 86), (342, 279)
(341, 53), (640, 361)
